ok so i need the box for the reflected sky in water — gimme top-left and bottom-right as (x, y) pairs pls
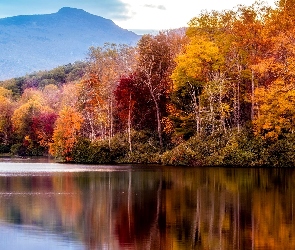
(0, 158), (145, 174)
(0, 159), (294, 249)
(0, 224), (83, 250)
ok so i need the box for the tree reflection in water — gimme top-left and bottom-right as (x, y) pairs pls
(0, 167), (294, 249)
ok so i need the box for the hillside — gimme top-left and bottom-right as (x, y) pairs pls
(0, 7), (140, 80)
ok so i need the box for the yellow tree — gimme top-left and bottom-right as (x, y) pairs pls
(251, 0), (295, 141)
(11, 88), (45, 141)
(253, 80), (295, 140)
(173, 2), (273, 138)
(0, 87), (14, 144)
(171, 34), (225, 136)
(49, 106), (84, 162)
(11, 88), (56, 155)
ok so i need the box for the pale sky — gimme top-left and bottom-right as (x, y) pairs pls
(0, 0), (277, 34)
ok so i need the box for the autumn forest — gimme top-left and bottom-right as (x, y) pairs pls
(1, 0), (295, 166)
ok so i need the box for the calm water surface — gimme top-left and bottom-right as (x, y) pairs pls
(0, 158), (294, 249)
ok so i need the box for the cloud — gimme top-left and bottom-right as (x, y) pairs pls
(84, 0), (132, 20)
(144, 4), (166, 10)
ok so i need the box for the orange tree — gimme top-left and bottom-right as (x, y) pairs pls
(49, 106), (84, 162)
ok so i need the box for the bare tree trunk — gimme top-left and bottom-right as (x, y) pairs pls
(219, 78), (227, 133)
(237, 80), (241, 132)
(103, 124), (107, 140)
(233, 81), (237, 129)
(234, 66), (242, 132)
(251, 71), (254, 120)
(107, 96), (113, 147)
(128, 93), (132, 153)
(154, 96), (163, 150)
(188, 82), (201, 135)
(198, 95), (201, 134)
(85, 112), (96, 142)
(147, 78), (163, 149)
(209, 94), (215, 134)
(110, 98), (113, 138)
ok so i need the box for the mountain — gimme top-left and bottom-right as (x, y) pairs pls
(0, 7), (140, 80)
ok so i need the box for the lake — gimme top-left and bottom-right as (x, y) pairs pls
(0, 158), (294, 249)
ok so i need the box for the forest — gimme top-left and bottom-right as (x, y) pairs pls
(1, 0), (295, 166)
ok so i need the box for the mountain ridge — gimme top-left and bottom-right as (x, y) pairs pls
(0, 7), (140, 80)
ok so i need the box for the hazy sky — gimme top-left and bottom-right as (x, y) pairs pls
(0, 0), (276, 34)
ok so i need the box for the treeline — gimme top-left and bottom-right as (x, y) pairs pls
(1, 1), (295, 166)
(0, 61), (86, 96)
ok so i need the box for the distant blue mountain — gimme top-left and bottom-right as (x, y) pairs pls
(0, 7), (140, 80)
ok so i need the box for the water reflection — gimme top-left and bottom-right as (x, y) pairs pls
(0, 164), (294, 249)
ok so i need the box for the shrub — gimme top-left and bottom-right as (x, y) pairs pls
(71, 131), (163, 164)
(0, 144), (10, 154)
(161, 142), (197, 166)
(89, 140), (112, 164)
(260, 134), (295, 167)
(109, 133), (129, 161)
(123, 130), (162, 164)
(72, 138), (92, 163)
(10, 143), (26, 156)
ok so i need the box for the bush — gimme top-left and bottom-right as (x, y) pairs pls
(122, 130), (162, 164)
(189, 132), (229, 163)
(260, 134), (295, 167)
(10, 143), (27, 156)
(221, 132), (260, 166)
(71, 129), (295, 167)
(71, 130), (163, 164)
(109, 133), (129, 161)
(162, 132), (229, 166)
(72, 138), (112, 164)
(72, 138), (92, 163)
(89, 140), (112, 164)
(221, 131), (295, 167)
(161, 142), (197, 166)
(0, 144), (10, 154)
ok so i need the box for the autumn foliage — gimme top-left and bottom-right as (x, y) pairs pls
(49, 106), (83, 161)
(2, 1), (295, 165)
